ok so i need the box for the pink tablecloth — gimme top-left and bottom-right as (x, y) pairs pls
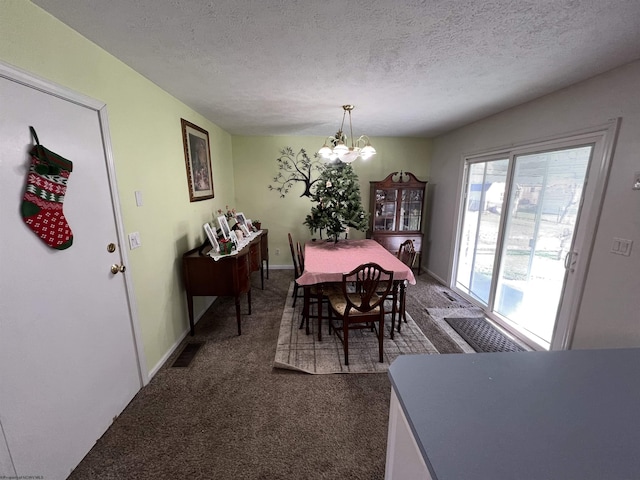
(296, 239), (416, 286)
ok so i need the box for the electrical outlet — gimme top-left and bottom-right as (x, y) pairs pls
(275, 248), (280, 256)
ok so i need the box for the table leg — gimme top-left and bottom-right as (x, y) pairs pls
(398, 282), (406, 333)
(234, 295), (242, 336)
(260, 264), (264, 290)
(317, 284), (323, 342)
(390, 282), (398, 340)
(187, 294), (195, 336)
(302, 286), (311, 334)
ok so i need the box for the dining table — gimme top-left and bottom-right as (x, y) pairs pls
(296, 239), (417, 341)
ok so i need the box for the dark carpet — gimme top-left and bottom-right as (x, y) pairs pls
(68, 269), (470, 480)
(445, 317), (526, 353)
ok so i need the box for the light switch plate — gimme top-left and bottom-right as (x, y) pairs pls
(128, 232), (141, 249)
(611, 237), (632, 256)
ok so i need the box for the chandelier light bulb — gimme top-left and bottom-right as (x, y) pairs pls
(360, 144), (376, 160)
(333, 143), (349, 158)
(341, 149), (360, 164)
(318, 144), (332, 159)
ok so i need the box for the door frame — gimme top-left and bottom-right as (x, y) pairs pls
(449, 119), (620, 350)
(0, 60), (149, 384)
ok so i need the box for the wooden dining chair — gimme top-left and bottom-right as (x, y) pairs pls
(296, 241), (304, 272)
(296, 239), (336, 334)
(377, 239), (417, 336)
(327, 263), (394, 365)
(288, 233), (303, 307)
(396, 239), (417, 324)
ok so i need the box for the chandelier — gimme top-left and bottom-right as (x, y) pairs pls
(318, 105), (376, 163)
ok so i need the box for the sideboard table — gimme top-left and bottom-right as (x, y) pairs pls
(182, 230), (267, 336)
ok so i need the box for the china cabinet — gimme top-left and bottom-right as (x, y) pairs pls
(367, 172), (427, 272)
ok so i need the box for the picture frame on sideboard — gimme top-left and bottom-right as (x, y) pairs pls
(217, 215), (231, 240)
(235, 211), (251, 236)
(203, 223), (219, 253)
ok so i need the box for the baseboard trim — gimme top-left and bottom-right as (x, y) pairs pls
(147, 296), (216, 379)
(424, 268), (448, 286)
(267, 264), (294, 270)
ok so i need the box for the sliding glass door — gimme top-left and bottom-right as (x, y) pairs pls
(496, 146), (592, 344)
(455, 158), (509, 306)
(453, 122), (618, 350)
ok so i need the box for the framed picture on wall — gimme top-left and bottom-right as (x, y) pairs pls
(181, 118), (214, 202)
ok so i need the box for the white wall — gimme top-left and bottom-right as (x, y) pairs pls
(427, 60), (640, 349)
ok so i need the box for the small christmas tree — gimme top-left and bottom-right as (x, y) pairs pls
(304, 162), (369, 242)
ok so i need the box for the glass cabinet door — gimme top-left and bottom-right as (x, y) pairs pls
(399, 188), (423, 231)
(374, 188), (397, 231)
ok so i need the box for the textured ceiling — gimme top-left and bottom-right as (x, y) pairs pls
(33, 0), (640, 138)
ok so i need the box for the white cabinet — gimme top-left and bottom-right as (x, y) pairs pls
(385, 388), (432, 480)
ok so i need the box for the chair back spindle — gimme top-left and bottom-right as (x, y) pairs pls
(397, 239), (417, 269)
(288, 233), (301, 278)
(327, 262), (394, 365)
(343, 263), (393, 314)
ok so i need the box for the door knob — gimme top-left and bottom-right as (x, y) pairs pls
(110, 264), (126, 274)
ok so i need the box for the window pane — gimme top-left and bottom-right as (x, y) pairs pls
(374, 188), (397, 231)
(495, 146), (592, 344)
(399, 189), (423, 231)
(456, 159), (509, 304)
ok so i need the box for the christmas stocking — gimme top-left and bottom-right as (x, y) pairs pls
(21, 127), (74, 250)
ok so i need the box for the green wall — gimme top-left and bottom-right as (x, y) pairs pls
(1, 1), (235, 374)
(2, 1), (432, 376)
(231, 136), (432, 267)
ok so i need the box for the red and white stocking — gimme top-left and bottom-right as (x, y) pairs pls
(21, 138), (74, 250)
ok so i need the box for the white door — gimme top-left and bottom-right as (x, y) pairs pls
(0, 66), (143, 479)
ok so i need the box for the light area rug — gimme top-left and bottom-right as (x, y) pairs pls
(274, 282), (438, 374)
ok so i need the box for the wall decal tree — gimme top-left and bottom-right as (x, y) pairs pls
(267, 147), (324, 198)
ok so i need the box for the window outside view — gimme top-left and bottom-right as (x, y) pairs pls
(456, 146), (592, 347)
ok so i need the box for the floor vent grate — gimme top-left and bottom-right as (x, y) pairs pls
(442, 291), (458, 302)
(171, 341), (205, 368)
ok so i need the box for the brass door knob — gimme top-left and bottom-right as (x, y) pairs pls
(110, 264), (126, 274)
